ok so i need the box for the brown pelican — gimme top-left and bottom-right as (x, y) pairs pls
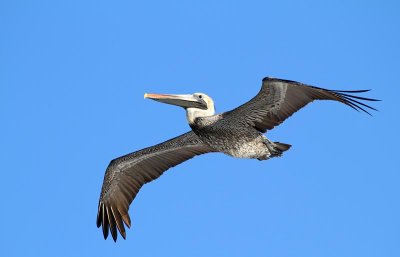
(97, 77), (378, 241)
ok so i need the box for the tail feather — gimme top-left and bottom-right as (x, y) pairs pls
(274, 142), (292, 152)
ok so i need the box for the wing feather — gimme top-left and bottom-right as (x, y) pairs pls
(223, 77), (379, 132)
(97, 131), (213, 241)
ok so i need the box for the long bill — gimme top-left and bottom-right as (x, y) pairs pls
(144, 93), (207, 110)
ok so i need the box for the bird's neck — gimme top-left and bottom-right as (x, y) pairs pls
(186, 107), (215, 125)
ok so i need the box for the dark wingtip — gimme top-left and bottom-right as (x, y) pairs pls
(102, 225), (109, 240)
(98, 204), (129, 241)
(101, 205), (110, 239)
(107, 209), (118, 242)
(122, 214), (131, 228)
(121, 231), (127, 240)
(331, 90), (381, 102)
(338, 92), (378, 112)
(333, 89), (371, 93)
(96, 203), (102, 228)
(324, 88), (379, 116)
(263, 77), (381, 115)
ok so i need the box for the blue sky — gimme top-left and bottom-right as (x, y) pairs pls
(1, 1), (399, 256)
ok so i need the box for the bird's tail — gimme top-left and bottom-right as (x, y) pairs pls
(274, 142), (292, 152)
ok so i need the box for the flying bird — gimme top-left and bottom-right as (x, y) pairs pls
(97, 77), (378, 241)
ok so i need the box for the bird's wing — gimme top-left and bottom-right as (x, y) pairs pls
(223, 77), (379, 132)
(97, 131), (214, 241)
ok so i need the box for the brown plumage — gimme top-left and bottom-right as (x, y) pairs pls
(97, 77), (379, 241)
(97, 131), (214, 240)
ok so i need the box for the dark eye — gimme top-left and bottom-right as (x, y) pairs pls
(198, 95), (202, 99)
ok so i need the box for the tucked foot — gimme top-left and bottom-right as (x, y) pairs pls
(263, 139), (292, 158)
(257, 155), (269, 161)
(268, 144), (284, 157)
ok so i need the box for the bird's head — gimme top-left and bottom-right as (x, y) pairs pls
(144, 92), (215, 124)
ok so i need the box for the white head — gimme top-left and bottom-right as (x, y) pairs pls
(185, 93), (215, 124)
(144, 92), (215, 124)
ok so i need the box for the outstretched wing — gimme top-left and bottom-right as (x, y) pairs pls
(97, 131), (213, 241)
(223, 77), (379, 132)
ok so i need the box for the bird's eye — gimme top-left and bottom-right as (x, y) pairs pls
(198, 95), (202, 99)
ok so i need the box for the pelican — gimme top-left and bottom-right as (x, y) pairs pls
(97, 77), (378, 241)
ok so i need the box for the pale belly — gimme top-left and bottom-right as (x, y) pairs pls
(226, 138), (269, 159)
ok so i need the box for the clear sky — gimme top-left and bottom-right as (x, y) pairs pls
(1, 1), (399, 256)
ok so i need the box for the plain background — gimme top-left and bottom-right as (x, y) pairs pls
(1, 1), (399, 256)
